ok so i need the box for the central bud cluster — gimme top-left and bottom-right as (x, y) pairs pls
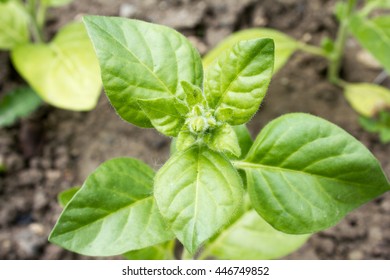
(186, 104), (217, 134)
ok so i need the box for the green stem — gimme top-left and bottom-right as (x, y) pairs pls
(181, 248), (194, 260)
(327, 0), (357, 86)
(27, 0), (45, 43)
(297, 42), (329, 58)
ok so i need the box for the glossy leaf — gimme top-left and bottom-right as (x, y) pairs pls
(349, 14), (390, 74)
(123, 241), (175, 260)
(239, 113), (389, 234)
(0, 87), (42, 127)
(49, 158), (174, 256)
(203, 28), (297, 73)
(11, 22), (102, 110)
(84, 16), (203, 127)
(57, 186), (80, 208)
(344, 83), (390, 117)
(0, 1), (29, 50)
(154, 145), (243, 254)
(137, 97), (186, 136)
(203, 210), (309, 260)
(204, 38), (274, 125)
(181, 81), (203, 107)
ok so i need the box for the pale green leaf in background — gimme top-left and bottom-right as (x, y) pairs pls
(349, 14), (390, 74)
(238, 113), (389, 234)
(344, 83), (390, 117)
(0, 1), (29, 50)
(11, 22), (102, 110)
(84, 16), (203, 127)
(372, 15), (390, 38)
(203, 28), (297, 73)
(41, 0), (74, 7)
(0, 87), (42, 127)
(123, 241), (175, 260)
(232, 125), (253, 159)
(202, 210), (309, 260)
(49, 158), (174, 256)
(154, 145), (243, 254)
(204, 38), (274, 125)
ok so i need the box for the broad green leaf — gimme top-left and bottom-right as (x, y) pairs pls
(137, 97), (186, 137)
(239, 113), (389, 234)
(344, 83), (390, 117)
(154, 145), (243, 254)
(202, 210), (309, 260)
(123, 241), (175, 260)
(11, 22), (102, 110)
(49, 157), (174, 256)
(0, 87), (42, 127)
(203, 28), (297, 73)
(365, 0), (390, 9)
(83, 16), (203, 127)
(205, 123), (241, 157)
(57, 186), (80, 208)
(41, 0), (74, 7)
(204, 38), (274, 125)
(372, 15), (390, 38)
(0, 1), (29, 50)
(349, 14), (390, 74)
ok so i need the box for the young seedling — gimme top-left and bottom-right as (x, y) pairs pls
(49, 16), (389, 260)
(0, 0), (101, 127)
(203, 0), (390, 143)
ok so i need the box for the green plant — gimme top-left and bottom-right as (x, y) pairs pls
(49, 16), (389, 260)
(204, 0), (390, 143)
(0, 0), (101, 126)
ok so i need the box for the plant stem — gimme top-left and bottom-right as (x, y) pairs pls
(327, 0), (357, 85)
(181, 248), (194, 260)
(27, 0), (45, 43)
(297, 42), (329, 58)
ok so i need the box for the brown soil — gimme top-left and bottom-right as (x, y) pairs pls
(1, 0), (390, 260)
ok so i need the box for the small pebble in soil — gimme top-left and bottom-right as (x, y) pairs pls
(348, 250), (364, 260)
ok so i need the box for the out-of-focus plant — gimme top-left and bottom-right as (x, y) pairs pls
(0, 0), (101, 127)
(203, 0), (390, 142)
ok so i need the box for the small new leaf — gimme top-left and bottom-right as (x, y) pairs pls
(204, 38), (274, 125)
(206, 123), (241, 157)
(154, 145), (243, 254)
(137, 97), (186, 137)
(181, 81), (204, 107)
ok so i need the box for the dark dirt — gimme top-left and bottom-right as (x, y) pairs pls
(1, 0), (390, 260)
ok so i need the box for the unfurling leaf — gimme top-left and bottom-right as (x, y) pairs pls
(204, 38), (274, 125)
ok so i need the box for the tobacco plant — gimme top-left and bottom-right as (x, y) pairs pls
(49, 16), (389, 260)
(0, 0), (101, 126)
(204, 0), (390, 142)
